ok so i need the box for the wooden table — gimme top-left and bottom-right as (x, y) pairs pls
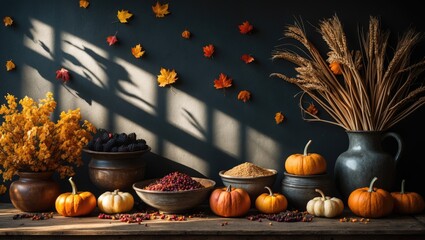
(1, 203), (425, 240)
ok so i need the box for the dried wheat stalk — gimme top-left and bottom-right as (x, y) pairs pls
(271, 15), (425, 131)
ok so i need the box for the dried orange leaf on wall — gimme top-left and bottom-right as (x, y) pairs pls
(117, 10), (133, 23)
(181, 29), (191, 39)
(79, 0), (89, 8)
(131, 44), (145, 58)
(275, 112), (285, 124)
(157, 68), (178, 87)
(6, 60), (15, 71)
(306, 103), (318, 115)
(329, 61), (342, 75)
(152, 1), (170, 18)
(237, 90), (251, 103)
(239, 21), (253, 34)
(203, 44), (214, 58)
(106, 34), (118, 46)
(214, 73), (232, 89)
(56, 68), (70, 83)
(241, 54), (254, 64)
(3, 16), (13, 26)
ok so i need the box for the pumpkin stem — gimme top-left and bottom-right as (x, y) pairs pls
(265, 186), (274, 196)
(400, 179), (405, 194)
(303, 140), (312, 156)
(368, 177), (378, 193)
(315, 188), (325, 200)
(113, 189), (119, 195)
(226, 185), (232, 192)
(68, 177), (78, 195)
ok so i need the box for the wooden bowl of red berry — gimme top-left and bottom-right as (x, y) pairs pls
(132, 172), (216, 214)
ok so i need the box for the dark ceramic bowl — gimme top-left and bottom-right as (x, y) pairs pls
(219, 169), (277, 201)
(83, 147), (151, 191)
(132, 177), (216, 213)
(281, 172), (336, 211)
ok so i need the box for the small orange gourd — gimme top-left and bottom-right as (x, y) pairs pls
(348, 177), (394, 218)
(209, 185), (251, 217)
(255, 186), (287, 214)
(55, 177), (97, 217)
(284, 140), (327, 175)
(391, 179), (425, 214)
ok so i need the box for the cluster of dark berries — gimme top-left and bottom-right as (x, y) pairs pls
(246, 210), (314, 222)
(98, 212), (190, 224)
(12, 212), (54, 220)
(144, 172), (204, 191)
(86, 129), (149, 152)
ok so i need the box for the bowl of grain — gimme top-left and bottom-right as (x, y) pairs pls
(219, 162), (277, 201)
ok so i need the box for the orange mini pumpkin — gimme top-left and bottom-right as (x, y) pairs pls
(348, 177), (394, 218)
(284, 140), (327, 175)
(55, 177), (97, 217)
(255, 186), (287, 214)
(391, 179), (425, 214)
(209, 185), (251, 217)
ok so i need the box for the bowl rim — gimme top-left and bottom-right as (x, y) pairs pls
(82, 146), (151, 157)
(218, 169), (277, 179)
(132, 177), (216, 194)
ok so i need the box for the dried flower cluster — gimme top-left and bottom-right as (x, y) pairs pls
(0, 92), (96, 193)
(271, 15), (425, 131)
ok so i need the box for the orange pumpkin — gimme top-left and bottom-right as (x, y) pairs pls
(209, 185), (251, 217)
(55, 177), (97, 217)
(391, 179), (425, 214)
(284, 140), (327, 175)
(255, 186), (287, 214)
(348, 177), (394, 218)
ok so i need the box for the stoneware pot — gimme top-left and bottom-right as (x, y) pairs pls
(281, 172), (335, 211)
(9, 171), (61, 212)
(83, 147), (151, 191)
(334, 131), (402, 203)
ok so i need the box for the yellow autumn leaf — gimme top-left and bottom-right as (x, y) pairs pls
(131, 44), (145, 58)
(80, 0), (89, 8)
(3, 16), (13, 27)
(6, 60), (15, 71)
(117, 10), (133, 23)
(157, 68), (178, 87)
(152, 1), (170, 18)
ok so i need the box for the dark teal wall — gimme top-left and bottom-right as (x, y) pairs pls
(1, 0), (424, 201)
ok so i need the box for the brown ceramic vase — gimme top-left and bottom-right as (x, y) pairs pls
(9, 171), (61, 212)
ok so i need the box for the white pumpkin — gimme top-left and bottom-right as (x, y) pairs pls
(306, 189), (344, 218)
(97, 189), (134, 214)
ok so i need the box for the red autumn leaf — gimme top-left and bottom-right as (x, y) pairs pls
(237, 90), (251, 103)
(213, 73), (232, 89)
(203, 44), (214, 58)
(306, 102), (318, 115)
(239, 21), (253, 34)
(106, 34), (118, 46)
(241, 54), (254, 64)
(56, 68), (70, 83)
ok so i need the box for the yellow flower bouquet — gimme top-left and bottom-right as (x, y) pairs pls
(0, 92), (96, 194)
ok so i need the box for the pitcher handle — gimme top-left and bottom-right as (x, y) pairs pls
(383, 132), (403, 165)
